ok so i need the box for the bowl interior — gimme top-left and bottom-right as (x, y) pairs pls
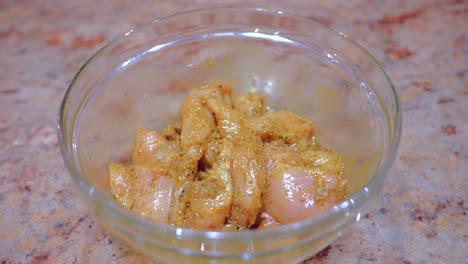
(76, 34), (386, 201)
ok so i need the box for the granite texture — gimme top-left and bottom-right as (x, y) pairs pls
(0, 0), (466, 263)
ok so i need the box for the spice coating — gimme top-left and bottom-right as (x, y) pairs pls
(109, 83), (347, 231)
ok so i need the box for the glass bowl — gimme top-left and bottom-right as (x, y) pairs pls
(58, 7), (401, 264)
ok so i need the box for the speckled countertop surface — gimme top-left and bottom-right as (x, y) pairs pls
(1, 0), (467, 263)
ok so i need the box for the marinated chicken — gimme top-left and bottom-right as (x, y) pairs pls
(109, 83), (347, 231)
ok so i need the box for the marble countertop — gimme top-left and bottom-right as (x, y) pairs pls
(1, 0), (466, 263)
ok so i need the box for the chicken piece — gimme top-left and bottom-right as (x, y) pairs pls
(263, 166), (341, 224)
(314, 171), (347, 202)
(199, 129), (221, 170)
(132, 129), (181, 165)
(109, 163), (133, 209)
(162, 122), (181, 142)
(229, 133), (267, 229)
(206, 95), (242, 139)
(243, 110), (315, 149)
(169, 84), (235, 226)
(263, 141), (346, 224)
(264, 142), (304, 174)
(109, 163), (176, 224)
(301, 148), (344, 176)
(177, 83), (233, 178)
(243, 115), (278, 141)
(264, 110), (315, 150)
(234, 92), (268, 117)
(206, 92), (268, 229)
(174, 138), (234, 230)
(257, 212), (281, 230)
(179, 103), (215, 165)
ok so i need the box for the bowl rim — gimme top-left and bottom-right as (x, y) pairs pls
(58, 6), (402, 244)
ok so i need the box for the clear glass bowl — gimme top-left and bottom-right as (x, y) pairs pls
(58, 7), (401, 264)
